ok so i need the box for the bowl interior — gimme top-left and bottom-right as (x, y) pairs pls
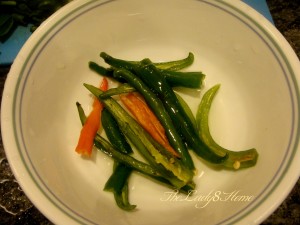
(3, 0), (299, 224)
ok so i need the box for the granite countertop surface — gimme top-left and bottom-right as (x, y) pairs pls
(0, 0), (299, 224)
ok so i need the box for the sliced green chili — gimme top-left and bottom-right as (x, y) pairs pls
(100, 83), (135, 98)
(88, 61), (127, 84)
(104, 162), (136, 211)
(133, 60), (227, 164)
(175, 92), (197, 131)
(98, 53), (226, 165)
(101, 108), (135, 210)
(104, 163), (132, 193)
(151, 52), (194, 71)
(100, 52), (194, 71)
(76, 102), (160, 177)
(93, 132), (195, 192)
(113, 179), (136, 211)
(101, 108), (133, 154)
(83, 84), (194, 189)
(77, 102), (195, 192)
(162, 70), (205, 89)
(99, 52), (203, 89)
(111, 69), (195, 171)
(100, 52), (135, 71)
(89, 61), (114, 77)
(196, 85), (258, 169)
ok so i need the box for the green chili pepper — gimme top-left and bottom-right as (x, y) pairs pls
(99, 137), (195, 192)
(162, 70), (205, 89)
(77, 102), (194, 192)
(104, 162), (131, 193)
(76, 102), (159, 177)
(97, 53), (227, 165)
(93, 130), (195, 193)
(99, 52), (136, 71)
(104, 162), (136, 211)
(100, 83), (135, 98)
(153, 52), (194, 71)
(94, 135), (158, 177)
(101, 108), (135, 210)
(132, 60), (227, 164)
(83, 85), (194, 189)
(112, 175), (136, 211)
(101, 108), (133, 154)
(196, 85), (258, 169)
(76, 101), (86, 125)
(100, 52), (194, 71)
(111, 69), (195, 171)
(88, 61), (114, 77)
(175, 92), (197, 131)
(88, 61), (126, 83)
(98, 52), (203, 89)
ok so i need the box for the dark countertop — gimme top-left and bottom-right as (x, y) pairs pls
(0, 1), (299, 224)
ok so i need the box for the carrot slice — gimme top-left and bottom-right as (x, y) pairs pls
(75, 78), (108, 156)
(120, 92), (180, 158)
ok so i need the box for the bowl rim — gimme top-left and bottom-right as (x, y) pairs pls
(1, 0), (300, 224)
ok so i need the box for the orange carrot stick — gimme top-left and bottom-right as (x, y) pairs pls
(120, 92), (180, 158)
(75, 78), (108, 156)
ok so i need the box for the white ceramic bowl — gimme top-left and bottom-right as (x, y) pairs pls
(1, 0), (300, 224)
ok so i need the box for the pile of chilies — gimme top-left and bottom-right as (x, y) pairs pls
(75, 52), (258, 211)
